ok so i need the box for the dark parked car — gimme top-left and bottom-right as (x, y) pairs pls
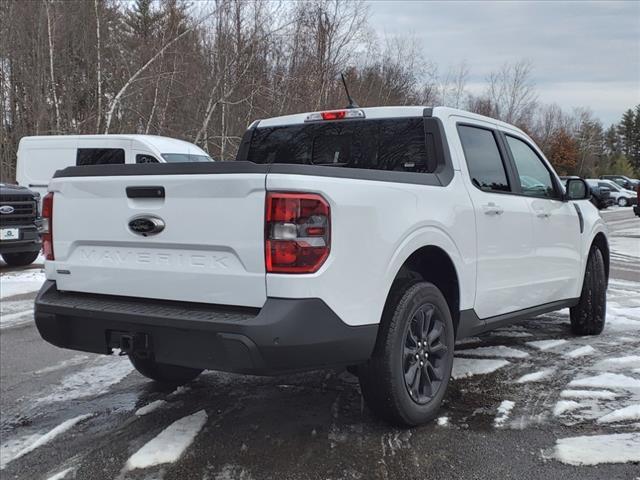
(0, 183), (42, 266)
(600, 175), (640, 191)
(561, 176), (612, 209)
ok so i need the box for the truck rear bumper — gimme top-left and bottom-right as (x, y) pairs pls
(35, 281), (378, 375)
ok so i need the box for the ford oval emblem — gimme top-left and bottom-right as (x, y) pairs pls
(0, 205), (15, 214)
(128, 215), (165, 236)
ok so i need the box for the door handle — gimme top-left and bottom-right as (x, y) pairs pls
(536, 212), (551, 218)
(482, 203), (504, 216)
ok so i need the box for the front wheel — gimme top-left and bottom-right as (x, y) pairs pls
(1, 251), (40, 266)
(129, 354), (203, 385)
(359, 281), (454, 426)
(570, 246), (606, 335)
(618, 197), (628, 207)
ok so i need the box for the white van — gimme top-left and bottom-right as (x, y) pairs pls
(16, 135), (213, 198)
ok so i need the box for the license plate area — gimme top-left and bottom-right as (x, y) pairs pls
(0, 228), (19, 241)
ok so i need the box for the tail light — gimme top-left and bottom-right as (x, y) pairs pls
(265, 192), (330, 273)
(42, 192), (54, 260)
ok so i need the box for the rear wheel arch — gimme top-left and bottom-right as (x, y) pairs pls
(382, 245), (460, 337)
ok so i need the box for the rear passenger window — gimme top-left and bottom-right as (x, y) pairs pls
(247, 118), (436, 173)
(458, 126), (510, 192)
(136, 154), (159, 164)
(76, 148), (125, 166)
(505, 136), (557, 199)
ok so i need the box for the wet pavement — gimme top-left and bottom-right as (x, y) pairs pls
(1, 208), (638, 480)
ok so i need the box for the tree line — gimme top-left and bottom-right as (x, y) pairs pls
(1, 0), (638, 181)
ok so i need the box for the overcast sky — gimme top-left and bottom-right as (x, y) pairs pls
(368, 0), (640, 125)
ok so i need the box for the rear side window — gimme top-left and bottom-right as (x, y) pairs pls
(136, 154), (159, 164)
(247, 118), (437, 173)
(76, 148), (125, 166)
(458, 126), (510, 192)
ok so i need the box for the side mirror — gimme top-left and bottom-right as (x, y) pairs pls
(565, 178), (590, 201)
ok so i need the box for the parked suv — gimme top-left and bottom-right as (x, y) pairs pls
(600, 175), (639, 191)
(0, 183), (42, 266)
(34, 107), (608, 426)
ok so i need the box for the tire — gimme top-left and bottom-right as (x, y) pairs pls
(359, 281), (455, 426)
(1, 251), (40, 266)
(618, 197), (628, 207)
(570, 246), (606, 335)
(129, 354), (203, 385)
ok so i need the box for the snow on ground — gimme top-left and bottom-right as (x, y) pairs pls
(456, 345), (529, 359)
(124, 409), (207, 470)
(559, 390), (619, 400)
(436, 416), (449, 427)
(45, 467), (75, 480)
(0, 268), (46, 299)
(568, 372), (640, 390)
(451, 358), (510, 379)
(563, 345), (596, 358)
(0, 413), (92, 469)
(494, 400), (515, 427)
(36, 356), (134, 403)
(135, 400), (167, 416)
(516, 369), (554, 383)
(553, 400), (582, 416)
(554, 432), (640, 466)
(525, 339), (568, 351)
(609, 237), (640, 259)
(596, 405), (640, 424)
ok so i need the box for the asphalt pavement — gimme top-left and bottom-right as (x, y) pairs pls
(1, 207), (638, 480)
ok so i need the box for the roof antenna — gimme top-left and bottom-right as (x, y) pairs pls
(341, 73), (359, 109)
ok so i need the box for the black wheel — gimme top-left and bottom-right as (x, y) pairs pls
(129, 354), (202, 385)
(570, 246), (606, 335)
(618, 197), (628, 207)
(359, 281), (454, 426)
(1, 251), (40, 266)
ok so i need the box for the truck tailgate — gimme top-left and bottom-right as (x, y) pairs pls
(49, 172), (267, 307)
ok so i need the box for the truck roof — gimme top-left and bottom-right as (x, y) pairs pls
(18, 134), (209, 156)
(256, 106), (527, 136)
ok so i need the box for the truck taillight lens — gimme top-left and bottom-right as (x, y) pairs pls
(265, 192), (330, 273)
(42, 192), (54, 260)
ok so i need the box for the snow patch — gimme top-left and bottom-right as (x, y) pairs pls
(563, 345), (596, 358)
(491, 330), (533, 338)
(451, 358), (510, 379)
(597, 355), (640, 368)
(37, 357), (133, 403)
(560, 389), (618, 400)
(494, 400), (515, 427)
(553, 400), (582, 416)
(135, 400), (167, 416)
(436, 416), (449, 427)
(554, 432), (640, 465)
(456, 345), (529, 359)
(35, 355), (90, 375)
(526, 339), (568, 351)
(46, 467), (75, 480)
(0, 414), (92, 469)
(597, 405), (640, 424)
(0, 269), (46, 299)
(124, 409), (207, 470)
(568, 373), (640, 390)
(516, 369), (554, 383)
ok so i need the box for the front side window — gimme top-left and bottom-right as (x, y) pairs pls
(458, 125), (510, 192)
(76, 148), (125, 166)
(505, 136), (557, 199)
(246, 118), (437, 173)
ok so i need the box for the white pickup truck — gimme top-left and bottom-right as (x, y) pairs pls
(35, 106), (609, 426)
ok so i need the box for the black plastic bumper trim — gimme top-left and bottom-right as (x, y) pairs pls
(35, 281), (378, 375)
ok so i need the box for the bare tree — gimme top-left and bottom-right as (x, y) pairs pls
(44, 0), (61, 132)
